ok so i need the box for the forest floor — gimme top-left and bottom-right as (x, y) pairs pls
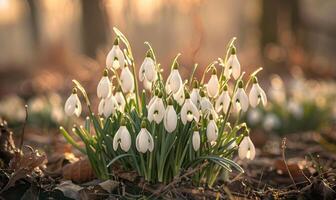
(0, 119), (336, 200)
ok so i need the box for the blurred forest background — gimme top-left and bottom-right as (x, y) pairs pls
(1, 0), (336, 131)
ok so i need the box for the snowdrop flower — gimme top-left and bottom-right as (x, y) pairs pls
(232, 81), (249, 112)
(113, 120), (131, 152)
(173, 87), (185, 106)
(136, 121), (154, 153)
(164, 99), (177, 133)
(106, 38), (125, 69)
(238, 136), (256, 160)
(120, 67), (134, 93)
(224, 47), (241, 80)
(165, 62), (182, 94)
(148, 93), (165, 124)
(64, 88), (82, 117)
(206, 68), (219, 98)
(190, 80), (201, 108)
(101, 95), (119, 117)
(97, 69), (111, 99)
(114, 90), (126, 111)
(139, 51), (157, 82)
(249, 77), (267, 108)
(192, 131), (201, 151)
(215, 85), (231, 113)
(206, 115), (218, 142)
(200, 91), (218, 120)
(181, 92), (200, 125)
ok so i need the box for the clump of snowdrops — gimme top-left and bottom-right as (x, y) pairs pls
(60, 28), (267, 186)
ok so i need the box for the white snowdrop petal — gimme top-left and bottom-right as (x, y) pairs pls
(173, 87), (185, 106)
(192, 131), (201, 151)
(64, 94), (77, 116)
(97, 76), (111, 98)
(231, 55), (241, 80)
(120, 127), (131, 152)
(206, 120), (218, 142)
(164, 106), (177, 133)
(207, 75), (219, 98)
(190, 89), (201, 108)
(113, 129), (120, 151)
(120, 67), (135, 93)
(249, 84), (259, 108)
(98, 99), (105, 115)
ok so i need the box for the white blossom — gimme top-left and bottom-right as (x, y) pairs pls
(173, 87), (185, 106)
(139, 56), (157, 82)
(165, 66), (182, 94)
(113, 125), (131, 152)
(232, 84), (249, 112)
(192, 131), (201, 151)
(190, 88), (201, 109)
(106, 39), (125, 69)
(164, 105), (177, 133)
(206, 118), (218, 142)
(120, 67), (134, 93)
(200, 96), (218, 120)
(215, 89), (231, 113)
(148, 96), (165, 124)
(102, 95), (119, 117)
(206, 69), (219, 98)
(249, 82), (267, 108)
(238, 136), (256, 160)
(97, 74), (111, 99)
(181, 98), (200, 125)
(115, 91), (126, 111)
(136, 128), (154, 153)
(224, 48), (241, 80)
(64, 91), (82, 117)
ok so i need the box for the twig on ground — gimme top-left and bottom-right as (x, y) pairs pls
(19, 105), (28, 151)
(281, 137), (298, 190)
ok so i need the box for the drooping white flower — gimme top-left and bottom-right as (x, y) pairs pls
(120, 67), (134, 93)
(173, 87), (185, 106)
(163, 102), (177, 133)
(181, 94), (200, 125)
(200, 95), (218, 120)
(215, 87), (231, 113)
(148, 95), (165, 124)
(192, 131), (201, 151)
(249, 78), (267, 108)
(136, 124), (154, 153)
(113, 125), (131, 152)
(165, 63), (182, 94)
(97, 70), (111, 99)
(206, 68), (219, 98)
(64, 89), (82, 117)
(139, 54), (157, 82)
(114, 91), (126, 111)
(238, 136), (256, 160)
(190, 88), (201, 109)
(98, 98), (105, 115)
(232, 82), (249, 112)
(102, 95), (119, 117)
(206, 116), (218, 142)
(224, 47), (241, 80)
(106, 38), (125, 69)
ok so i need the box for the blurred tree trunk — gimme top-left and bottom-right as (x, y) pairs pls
(26, 0), (39, 48)
(81, 0), (107, 57)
